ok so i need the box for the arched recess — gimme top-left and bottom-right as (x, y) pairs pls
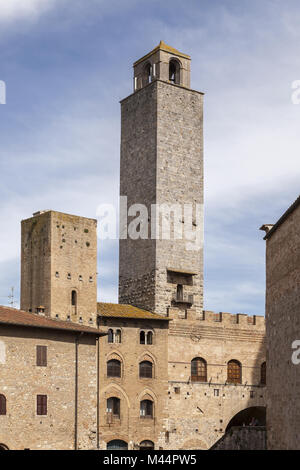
(140, 440), (154, 450)
(138, 351), (157, 367)
(107, 439), (128, 450)
(137, 388), (157, 404)
(101, 383), (130, 409)
(0, 443), (9, 450)
(225, 406), (266, 432)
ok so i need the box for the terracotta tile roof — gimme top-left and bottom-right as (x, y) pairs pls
(97, 303), (170, 321)
(263, 194), (300, 240)
(0, 306), (105, 336)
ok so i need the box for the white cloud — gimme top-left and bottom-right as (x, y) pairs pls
(0, 0), (57, 22)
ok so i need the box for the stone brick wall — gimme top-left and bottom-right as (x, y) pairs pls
(98, 317), (169, 450)
(265, 202), (300, 450)
(119, 79), (204, 317)
(161, 310), (266, 450)
(0, 325), (98, 450)
(210, 426), (267, 450)
(21, 211), (97, 325)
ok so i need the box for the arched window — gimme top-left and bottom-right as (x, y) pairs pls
(115, 329), (122, 344)
(107, 440), (128, 450)
(227, 360), (242, 384)
(140, 399), (153, 419)
(0, 394), (6, 415)
(139, 361), (153, 378)
(107, 359), (121, 378)
(106, 397), (120, 419)
(147, 331), (153, 345)
(260, 362), (266, 385)
(140, 331), (145, 345)
(191, 357), (207, 382)
(108, 329), (114, 343)
(140, 440), (154, 450)
(169, 59), (180, 84)
(144, 63), (152, 85)
(71, 290), (77, 314)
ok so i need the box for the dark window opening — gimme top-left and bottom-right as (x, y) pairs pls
(140, 331), (145, 344)
(140, 399), (153, 419)
(139, 361), (153, 378)
(37, 395), (47, 415)
(36, 345), (47, 367)
(260, 362), (266, 385)
(107, 359), (121, 378)
(108, 329), (114, 343)
(0, 395), (6, 415)
(107, 397), (120, 419)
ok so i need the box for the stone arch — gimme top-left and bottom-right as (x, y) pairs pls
(0, 443), (9, 450)
(225, 406), (266, 432)
(138, 350), (157, 366)
(101, 383), (130, 409)
(138, 388), (157, 403)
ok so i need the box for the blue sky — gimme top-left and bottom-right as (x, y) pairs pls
(0, 0), (300, 315)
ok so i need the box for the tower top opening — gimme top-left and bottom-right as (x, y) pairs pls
(133, 41), (191, 92)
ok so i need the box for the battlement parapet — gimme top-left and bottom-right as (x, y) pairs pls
(167, 308), (265, 329)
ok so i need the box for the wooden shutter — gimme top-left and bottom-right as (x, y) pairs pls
(0, 394), (6, 415)
(36, 346), (47, 366)
(37, 395), (47, 415)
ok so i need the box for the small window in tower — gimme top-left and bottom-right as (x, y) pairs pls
(86, 242), (90, 247)
(67, 273), (71, 280)
(71, 290), (77, 315)
(144, 63), (152, 85)
(79, 275), (83, 281)
(55, 271), (59, 278)
(89, 276), (93, 283)
(169, 59), (180, 85)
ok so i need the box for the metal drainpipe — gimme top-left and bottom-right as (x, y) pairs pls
(75, 333), (83, 450)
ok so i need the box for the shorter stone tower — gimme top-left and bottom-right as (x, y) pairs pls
(21, 210), (97, 325)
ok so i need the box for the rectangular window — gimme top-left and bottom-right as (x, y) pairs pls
(37, 395), (47, 415)
(36, 345), (47, 366)
(214, 389), (219, 397)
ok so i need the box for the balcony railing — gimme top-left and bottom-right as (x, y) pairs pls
(172, 294), (194, 305)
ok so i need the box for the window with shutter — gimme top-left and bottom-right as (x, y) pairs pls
(227, 360), (242, 384)
(36, 345), (47, 366)
(37, 395), (47, 415)
(0, 394), (6, 415)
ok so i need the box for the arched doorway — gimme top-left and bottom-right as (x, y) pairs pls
(107, 440), (128, 450)
(0, 444), (9, 450)
(140, 440), (154, 450)
(226, 406), (266, 431)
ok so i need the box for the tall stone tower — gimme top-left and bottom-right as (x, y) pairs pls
(21, 210), (97, 325)
(119, 41), (204, 317)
